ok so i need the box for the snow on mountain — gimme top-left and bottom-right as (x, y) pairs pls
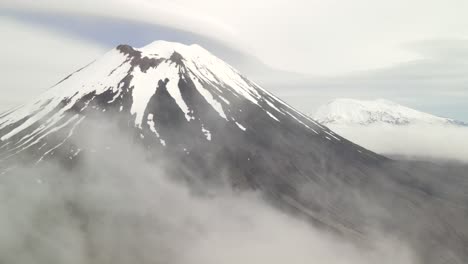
(313, 98), (468, 162)
(314, 98), (463, 126)
(0, 40), (327, 145)
(1, 40), (368, 178)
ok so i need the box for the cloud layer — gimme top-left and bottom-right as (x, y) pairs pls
(329, 124), (468, 163)
(3, 0), (468, 75)
(0, 120), (418, 264)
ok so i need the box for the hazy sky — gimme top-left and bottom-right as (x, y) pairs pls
(4, 0), (468, 74)
(0, 17), (105, 111)
(1, 0), (467, 121)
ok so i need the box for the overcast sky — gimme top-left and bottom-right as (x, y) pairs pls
(1, 0), (467, 120)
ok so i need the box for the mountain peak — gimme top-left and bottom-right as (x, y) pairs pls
(2, 40), (383, 192)
(0, 40), (335, 150)
(133, 40), (213, 62)
(314, 98), (459, 126)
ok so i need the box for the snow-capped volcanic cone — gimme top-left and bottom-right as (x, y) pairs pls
(1, 41), (468, 264)
(0, 41), (375, 171)
(0, 41), (382, 228)
(314, 98), (465, 126)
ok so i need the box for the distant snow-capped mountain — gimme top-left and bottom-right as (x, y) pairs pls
(314, 98), (465, 126)
(313, 98), (468, 163)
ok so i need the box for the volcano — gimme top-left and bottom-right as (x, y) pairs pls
(0, 41), (381, 186)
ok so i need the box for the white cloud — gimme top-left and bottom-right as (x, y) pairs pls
(2, 0), (468, 75)
(329, 124), (468, 163)
(0, 16), (106, 112)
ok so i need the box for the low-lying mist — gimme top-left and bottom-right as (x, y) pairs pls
(329, 124), (468, 163)
(0, 123), (418, 264)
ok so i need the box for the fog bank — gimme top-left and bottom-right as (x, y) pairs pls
(0, 126), (418, 264)
(329, 124), (468, 163)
